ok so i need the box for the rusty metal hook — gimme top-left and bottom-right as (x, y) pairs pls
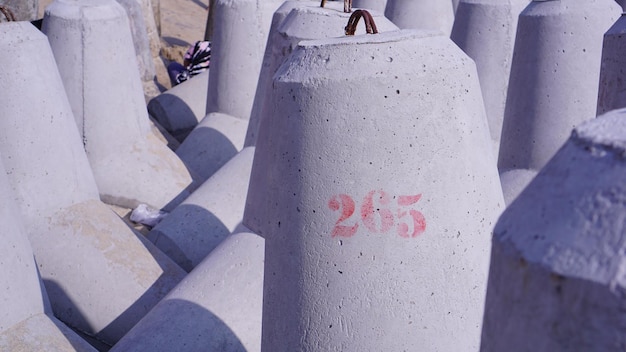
(0, 6), (16, 22)
(345, 9), (378, 36)
(320, 0), (352, 13)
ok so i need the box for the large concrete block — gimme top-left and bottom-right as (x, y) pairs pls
(451, 0), (529, 156)
(148, 147), (255, 271)
(42, 0), (195, 211)
(498, 0), (620, 174)
(110, 232), (264, 352)
(385, 0), (455, 35)
(0, 0), (37, 21)
(147, 70), (210, 142)
(0, 314), (96, 351)
(244, 30), (503, 351)
(598, 14), (626, 115)
(482, 109), (626, 351)
(245, 1), (399, 146)
(176, 112), (247, 183)
(205, 0), (264, 121)
(0, 21), (186, 347)
(352, 0), (387, 12)
(115, 0), (156, 83)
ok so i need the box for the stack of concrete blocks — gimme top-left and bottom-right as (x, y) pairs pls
(451, 0), (529, 156)
(498, 0), (620, 204)
(42, 0), (196, 212)
(0, 0), (38, 20)
(384, 0), (455, 35)
(0, 155), (95, 351)
(598, 14), (626, 115)
(482, 109), (626, 351)
(0, 20), (187, 349)
(111, 232), (264, 351)
(352, 0), (387, 12)
(244, 29), (503, 350)
(148, 3), (400, 275)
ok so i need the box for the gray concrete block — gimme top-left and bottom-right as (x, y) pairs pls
(598, 14), (626, 115)
(385, 0), (455, 35)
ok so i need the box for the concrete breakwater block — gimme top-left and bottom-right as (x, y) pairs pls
(451, 0), (529, 156)
(385, 0), (455, 35)
(352, 0), (387, 12)
(0, 21), (186, 347)
(147, 70), (209, 143)
(0, 0), (38, 21)
(205, 0), (264, 121)
(175, 112), (247, 183)
(598, 14), (626, 115)
(498, 0), (620, 196)
(245, 1), (399, 146)
(42, 0), (195, 211)
(111, 232), (264, 352)
(0, 153), (95, 352)
(482, 109), (626, 351)
(244, 30), (503, 351)
(148, 147), (255, 272)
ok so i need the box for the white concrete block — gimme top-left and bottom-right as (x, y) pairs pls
(598, 14), (626, 115)
(115, 0), (156, 83)
(110, 232), (264, 352)
(245, 30), (503, 351)
(482, 108), (626, 351)
(499, 168), (537, 205)
(245, 1), (399, 146)
(451, 0), (529, 156)
(385, 0), (455, 35)
(498, 0), (620, 174)
(0, 21), (186, 346)
(176, 112), (247, 183)
(148, 147), (255, 271)
(352, 0), (387, 12)
(205, 0), (264, 121)
(0, 0), (37, 21)
(42, 0), (195, 211)
(147, 70), (210, 142)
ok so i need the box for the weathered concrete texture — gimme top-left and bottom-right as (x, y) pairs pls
(205, 0), (264, 121)
(0, 0), (38, 21)
(43, 0), (195, 211)
(451, 0), (529, 156)
(0, 21), (186, 347)
(115, 0), (157, 83)
(245, 30), (503, 351)
(176, 112), (247, 183)
(499, 168), (537, 205)
(0, 314), (96, 352)
(598, 14), (626, 115)
(352, 0), (387, 11)
(147, 70), (210, 143)
(245, 1), (399, 146)
(111, 232), (264, 352)
(482, 109), (626, 351)
(498, 0), (620, 174)
(385, 0), (455, 35)
(148, 147), (255, 272)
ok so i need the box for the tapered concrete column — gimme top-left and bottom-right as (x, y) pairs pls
(111, 232), (264, 352)
(482, 109), (626, 351)
(353, 0), (387, 12)
(115, 0), (156, 83)
(43, 0), (195, 211)
(245, 1), (398, 146)
(451, 0), (529, 156)
(244, 30), (503, 351)
(385, 0), (455, 35)
(176, 112), (247, 183)
(0, 0), (38, 21)
(452, 0), (459, 12)
(598, 14), (626, 115)
(148, 147), (255, 271)
(498, 0), (620, 173)
(0, 21), (186, 347)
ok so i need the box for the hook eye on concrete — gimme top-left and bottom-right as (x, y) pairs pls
(320, 0), (352, 13)
(0, 6), (16, 22)
(344, 9), (378, 35)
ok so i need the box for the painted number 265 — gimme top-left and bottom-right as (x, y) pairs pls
(327, 190), (426, 238)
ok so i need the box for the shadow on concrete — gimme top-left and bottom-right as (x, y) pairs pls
(110, 299), (247, 351)
(176, 126), (239, 182)
(189, 0), (209, 10)
(147, 92), (199, 144)
(148, 204), (231, 272)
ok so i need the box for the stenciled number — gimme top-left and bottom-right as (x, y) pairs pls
(328, 194), (359, 238)
(328, 191), (426, 238)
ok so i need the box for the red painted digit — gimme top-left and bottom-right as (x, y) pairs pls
(397, 194), (426, 238)
(361, 190), (394, 233)
(328, 194), (359, 238)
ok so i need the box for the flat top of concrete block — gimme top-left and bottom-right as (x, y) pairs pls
(573, 108), (626, 153)
(47, 0), (124, 21)
(0, 21), (43, 45)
